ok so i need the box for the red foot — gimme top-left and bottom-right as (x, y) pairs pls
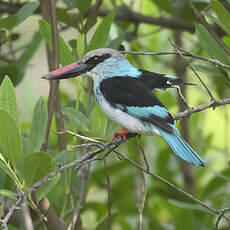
(113, 128), (128, 141)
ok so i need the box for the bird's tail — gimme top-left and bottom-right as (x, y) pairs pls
(158, 124), (205, 166)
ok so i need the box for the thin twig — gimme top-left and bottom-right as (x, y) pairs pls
(174, 85), (189, 109)
(138, 146), (148, 230)
(120, 50), (230, 70)
(112, 150), (230, 226)
(0, 190), (24, 230)
(55, 130), (103, 143)
(219, 0), (230, 13)
(29, 135), (127, 194)
(69, 159), (90, 230)
(186, 0), (230, 56)
(173, 97), (230, 120)
(170, 40), (216, 102)
(215, 208), (230, 230)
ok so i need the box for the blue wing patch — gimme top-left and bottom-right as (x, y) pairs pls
(116, 104), (174, 133)
(125, 105), (170, 120)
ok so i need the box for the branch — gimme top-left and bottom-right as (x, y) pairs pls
(186, 0), (230, 56)
(170, 40), (216, 102)
(218, 0), (230, 13)
(215, 208), (230, 230)
(138, 146), (148, 230)
(0, 190), (24, 230)
(173, 97), (230, 120)
(68, 161), (90, 230)
(112, 150), (230, 227)
(29, 133), (137, 195)
(120, 50), (230, 71)
(98, 9), (195, 32)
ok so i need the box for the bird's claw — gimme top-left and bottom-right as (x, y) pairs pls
(113, 128), (128, 141)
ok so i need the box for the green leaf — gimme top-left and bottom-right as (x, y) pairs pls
(211, 0), (230, 36)
(0, 2), (38, 30)
(196, 24), (230, 65)
(76, 0), (91, 14)
(16, 1), (39, 24)
(39, 19), (74, 66)
(77, 33), (85, 59)
(37, 174), (61, 201)
(39, 19), (52, 50)
(87, 12), (115, 51)
(153, 0), (173, 14)
(56, 8), (78, 28)
(26, 97), (47, 154)
(0, 76), (19, 124)
(0, 189), (17, 200)
(0, 15), (18, 30)
(0, 110), (22, 168)
(23, 152), (54, 187)
(63, 107), (90, 132)
(89, 105), (107, 138)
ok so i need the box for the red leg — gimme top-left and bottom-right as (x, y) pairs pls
(113, 128), (128, 141)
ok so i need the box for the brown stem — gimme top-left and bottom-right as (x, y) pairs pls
(39, 0), (66, 152)
(218, 0), (230, 13)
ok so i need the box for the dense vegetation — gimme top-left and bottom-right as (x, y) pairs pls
(0, 0), (230, 229)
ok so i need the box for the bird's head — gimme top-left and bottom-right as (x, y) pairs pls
(42, 48), (127, 80)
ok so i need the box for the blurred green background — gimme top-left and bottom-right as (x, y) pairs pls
(0, 0), (230, 229)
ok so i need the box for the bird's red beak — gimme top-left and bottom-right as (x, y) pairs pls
(42, 61), (90, 80)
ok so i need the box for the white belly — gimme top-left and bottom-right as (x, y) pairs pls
(99, 99), (160, 136)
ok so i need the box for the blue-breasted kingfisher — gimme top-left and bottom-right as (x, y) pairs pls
(42, 48), (205, 166)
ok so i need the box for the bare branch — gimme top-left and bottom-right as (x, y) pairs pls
(39, 0), (66, 152)
(29, 134), (135, 195)
(69, 161), (90, 230)
(0, 190), (24, 230)
(112, 150), (230, 226)
(170, 40), (216, 102)
(218, 0), (230, 13)
(186, 0), (230, 56)
(215, 208), (230, 230)
(98, 9), (195, 32)
(138, 147), (148, 230)
(55, 130), (103, 143)
(173, 97), (230, 120)
(120, 50), (230, 71)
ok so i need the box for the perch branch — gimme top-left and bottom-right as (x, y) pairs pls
(27, 129), (230, 228)
(173, 97), (230, 120)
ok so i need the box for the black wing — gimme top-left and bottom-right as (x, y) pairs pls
(138, 69), (184, 90)
(99, 76), (174, 133)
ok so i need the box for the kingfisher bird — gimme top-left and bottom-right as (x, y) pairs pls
(42, 48), (205, 166)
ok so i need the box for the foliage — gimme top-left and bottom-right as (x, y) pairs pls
(0, 0), (230, 229)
